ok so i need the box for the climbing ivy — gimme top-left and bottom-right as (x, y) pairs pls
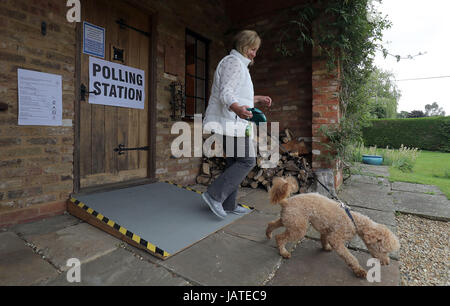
(277, 0), (392, 162)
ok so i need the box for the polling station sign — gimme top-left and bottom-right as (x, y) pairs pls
(89, 57), (145, 109)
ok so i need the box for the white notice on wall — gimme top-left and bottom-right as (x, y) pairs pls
(89, 56), (145, 109)
(18, 69), (62, 126)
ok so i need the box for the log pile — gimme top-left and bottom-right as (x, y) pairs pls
(197, 129), (314, 192)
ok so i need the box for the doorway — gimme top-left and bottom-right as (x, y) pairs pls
(75, 0), (156, 193)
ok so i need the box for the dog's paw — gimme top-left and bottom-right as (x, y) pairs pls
(280, 251), (291, 259)
(266, 231), (272, 240)
(322, 245), (332, 252)
(354, 269), (367, 279)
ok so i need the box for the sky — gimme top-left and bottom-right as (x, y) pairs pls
(373, 0), (450, 115)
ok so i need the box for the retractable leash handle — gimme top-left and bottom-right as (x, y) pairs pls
(246, 107), (267, 126)
(244, 108), (267, 137)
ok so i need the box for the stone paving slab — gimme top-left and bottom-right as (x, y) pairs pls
(223, 210), (298, 252)
(22, 223), (120, 271)
(3, 168), (447, 287)
(354, 163), (391, 178)
(41, 248), (190, 286)
(159, 230), (282, 286)
(224, 210), (277, 244)
(392, 182), (444, 195)
(347, 174), (391, 187)
(10, 213), (81, 237)
(238, 188), (280, 215)
(0, 232), (58, 285)
(268, 239), (400, 286)
(351, 206), (397, 228)
(338, 181), (395, 212)
(305, 225), (399, 260)
(392, 191), (450, 221)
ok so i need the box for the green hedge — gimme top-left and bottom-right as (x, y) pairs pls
(362, 116), (450, 152)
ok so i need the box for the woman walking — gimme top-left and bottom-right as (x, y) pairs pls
(202, 30), (272, 219)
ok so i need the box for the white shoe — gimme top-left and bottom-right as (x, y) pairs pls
(225, 205), (251, 215)
(201, 192), (227, 219)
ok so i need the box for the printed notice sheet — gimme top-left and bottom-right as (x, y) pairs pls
(83, 21), (105, 58)
(18, 68), (63, 126)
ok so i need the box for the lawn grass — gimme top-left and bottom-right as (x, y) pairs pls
(350, 145), (450, 199)
(388, 150), (450, 199)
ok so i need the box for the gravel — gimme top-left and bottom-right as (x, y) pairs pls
(395, 213), (449, 286)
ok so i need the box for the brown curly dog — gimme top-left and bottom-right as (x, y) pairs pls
(266, 176), (400, 278)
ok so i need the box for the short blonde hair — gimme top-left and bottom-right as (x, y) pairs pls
(233, 30), (261, 55)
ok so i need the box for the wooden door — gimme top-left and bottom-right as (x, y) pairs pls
(79, 0), (150, 189)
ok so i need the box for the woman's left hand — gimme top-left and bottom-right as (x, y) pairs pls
(256, 95), (272, 107)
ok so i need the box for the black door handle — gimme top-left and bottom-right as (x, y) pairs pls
(114, 144), (150, 155)
(80, 83), (98, 101)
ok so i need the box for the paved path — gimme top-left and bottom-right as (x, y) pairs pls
(0, 164), (448, 286)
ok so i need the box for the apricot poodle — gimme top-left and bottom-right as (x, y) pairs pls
(266, 176), (400, 278)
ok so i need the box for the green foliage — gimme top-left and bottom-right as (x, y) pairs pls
(277, 0), (392, 160)
(349, 143), (420, 172)
(396, 111), (410, 119)
(425, 102), (446, 117)
(362, 117), (450, 152)
(407, 110), (426, 118)
(396, 103), (446, 118)
(388, 150), (450, 200)
(365, 68), (400, 119)
(319, 121), (365, 163)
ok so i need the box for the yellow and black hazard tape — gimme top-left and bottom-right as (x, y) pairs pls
(69, 198), (170, 258)
(163, 180), (204, 195)
(161, 180), (254, 210)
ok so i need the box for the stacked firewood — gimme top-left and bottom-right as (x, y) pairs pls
(197, 129), (314, 192)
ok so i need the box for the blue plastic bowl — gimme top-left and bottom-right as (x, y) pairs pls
(362, 155), (383, 165)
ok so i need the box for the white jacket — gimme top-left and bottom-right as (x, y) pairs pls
(203, 49), (254, 137)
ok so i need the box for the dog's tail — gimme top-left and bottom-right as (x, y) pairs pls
(269, 176), (298, 206)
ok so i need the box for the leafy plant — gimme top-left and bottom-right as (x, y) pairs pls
(432, 169), (450, 179)
(277, 0), (392, 164)
(348, 143), (421, 172)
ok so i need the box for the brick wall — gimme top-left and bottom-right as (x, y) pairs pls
(234, 5), (343, 189)
(228, 6), (313, 153)
(0, 0), (342, 227)
(0, 0), (76, 226)
(311, 16), (343, 189)
(311, 55), (340, 167)
(0, 0), (232, 227)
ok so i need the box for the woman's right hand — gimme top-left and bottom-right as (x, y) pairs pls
(230, 103), (253, 120)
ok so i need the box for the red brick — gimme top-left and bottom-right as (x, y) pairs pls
(0, 206), (39, 227)
(312, 105), (329, 113)
(38, 201), (66, 215)
(312, 118), (329, 124)
(322, 111), (339, 119)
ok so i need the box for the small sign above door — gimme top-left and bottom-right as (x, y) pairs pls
(83, 21), (105, 59)
(89, 56), (146, 109)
